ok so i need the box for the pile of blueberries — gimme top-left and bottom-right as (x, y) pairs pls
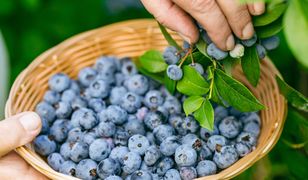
(34, 56), (261, 180)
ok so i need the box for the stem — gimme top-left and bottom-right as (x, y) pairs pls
(178, 48), (192, 67)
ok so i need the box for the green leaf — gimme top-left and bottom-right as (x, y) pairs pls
(196, 38), (210, 58)
(184, 52), (211, 67)
(135, 60), (164, 83)
(164, 73), (177, 95)
(214, 69), (265, 112)
(276, 76), (308, 112)
(211, 83), (227, 107)
(222, 57), (240, 77)
(284, 0), (308, 68)
(183, 96), (205, 116)
(176, 65), (210, 96)
(158, 22), (181, 50)
(253, 2), (287, 27)
(140, 50), (168, 73)
(194, 99), (214, 130)
(241, 46), (260, 87)
(255, 16), (283, 38)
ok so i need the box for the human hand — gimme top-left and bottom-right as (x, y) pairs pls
(141, 0), (265, 50)
(0, 112), (47, 180)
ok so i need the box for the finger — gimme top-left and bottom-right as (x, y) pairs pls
(0, 112), (41, 157)
(247, 2), (265, 16)
(0, 151), (47, 180)
(172, 0), (234, 50)
(141, 0), (199, 43)
(216, 0), (254, 40)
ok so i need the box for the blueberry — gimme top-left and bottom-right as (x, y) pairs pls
(54, 101), (72, 119)
(160, 136), (180, 156)
(49, 119), (72, 142)
(60, 142), (73, 159)
(82, 132), (97, 145)
(261, 36), (280, 50)
(67, 127), (84, 142)
(144, 145), (161, 166)
(182, 115), (199, 133)
(213, 145), (239, 169)
(87, 79), (110, 98)
(124, 74), (149, 95)
(229, 44), (245, 58)
(153, 124), (175, 143)
(109, 146), (129, 164)
(240, 112), (261, 125)
(156, 157), (174, 176)
(110, 86), (128, 105)
(207, 135), (228, 152)
(182, 134), (203, 151)
(122, 152), (142, 174)
(166, 65), (183, 81)
(70, 142), (89, 162)
(175, 145), (197, 167)
(121, 59), (137, 76)
(144, 111), (165, 130)
(71, 97), (88, 110)
(115, 73), (127, 86)
(96, 70), (116, 85)
(146, 132), (156, 145)
(88, 98), (106, 113)
(207, 43), (228, 60)
(128, 134), (150, 155)
(131, 170), (152, 180)
(40, 118), (50, 134)
(189, 63), (204, 75)
(78, 67), (97, 87)
(48, 73), (70, 92)
(95, 56), (117, 74)
(97, 121), (116, 137)
(196, 160), (217, 176)
(124, 118), (145, 136)
(241, 33), (257, 47)
(71, 108), (98, 129)
(201, 31), (212, 44)
(59, 160), (76, 176)
(121, 92), (142, 113)
(33, 135), (57, 156)
(143, 90), (164, 109)
(69, 80), (81, 93)
(61, 89), (77, 103)
(97, 158), (121, 179)
(76, 159), (97, 180)
(35, 101), (56, 123)
(98, 109), (109, 123)
(214, 106), (229, 124)
(140, 161), (157, 173)
(163, 96), (182, 115)
(199, 125), (219, 141)
(218, 116), (242, 139)
(47, 153), (65, 171)
(198, 144), (213, 161)
(235, 142), (251, 157)
(179, 167), (197, 180)
(164, 169), (181, 180)
(243, 121), (260, 137)
(43, 90), (60, 105)
(106, 105), (128, 125)
(256, 44), (267, 59)
(113, 128), (130, 146)
(236, 132), (257, 147)
(168, 115), (186, 135)
(89, 139), (111, 161)
(105, 175), (123, 180)
(163, 46), (180, 65)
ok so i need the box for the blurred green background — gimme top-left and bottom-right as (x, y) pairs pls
(0, 0), (307, 179)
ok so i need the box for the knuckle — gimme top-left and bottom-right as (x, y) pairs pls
(190, 0), (215, 13)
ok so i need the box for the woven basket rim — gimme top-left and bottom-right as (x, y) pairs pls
(5, 19), (288, 180)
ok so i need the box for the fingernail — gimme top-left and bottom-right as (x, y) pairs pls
(226, 35), (235, 50)
(253, 3), (265, 15)
(242, 22), (254, 39)
(19, 112), (41, 132)
(178, 33), (191, 44)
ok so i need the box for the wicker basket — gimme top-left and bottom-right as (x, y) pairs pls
(5, 19), (287, 180)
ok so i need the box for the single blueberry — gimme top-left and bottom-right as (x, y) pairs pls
(182, 115), (199, 134)
(106, 105), (128, 125)
(48, 73), (71, 92)
(235, 142), (251, 157)
(43, 90), (60, 105)
(94, 56), (117, 74)
(153, 124), (175, 144)
(207, 43), (228, 60)
(144, 145), (161, 166)
(163, 96), (182, 115)
(67, 127), (84, 142)
(198, 143), (213, 161)
(189, 63), (204, 75)
(78, 67), (97, 87)
(196, 160), (217, 176)
(96, 121), (116, 137)
(121, 92), (142, 113)
(75, 159), (97, 180)
(121, 59), (138, 76)
(87, 79), (110, 98)
(213, 145), (239, 169)
(166, 65), (183, 81)
(47, 153), (65, 171)
(124, 118), (146, 136)
(97, 158), (121, 179)
(156, 157), (175, 176)
(236, 132), (257, 147)
(175, 145), (197, 167)
(179, 167), (197, 180)
(261, 36), (280, 50)
(163, 46), (181, 65)
(60, 142), (73, 160)
(71, 108), (98, 129)
(35, 101), (56, 123)
(207, 135), (228, 152)
(144, 111), (165, 130)
(168, 115), (186, 135)
(59, 160), (76, 176)
(33, 135), (57, 156)
(109, 86), (128, 105)
(243, 121), (260, 137)
(182, 134), (203, 151)
(241, 33), (258, 47)
(109, 146), (129, 164)
(128, 134), (150, 155)
(89, 139), (111, 161)
(143, 90), (164, 109)
(256, 44), (267, 59)
(124, 74), (149, 95)
(70, 142), (89, 162)
(122, 152), (142, 174)
(199, 125), (220, 141)
(160, 135), (180, 156)
(164, 169), (181, 180)
(54, 101), (72, 119)
(82, 131), (97, 145)
(113, 128), (130, 146)
(218, 116), (242, 139)
(61, 89), (77, 103)
(49, 119), (72, 142)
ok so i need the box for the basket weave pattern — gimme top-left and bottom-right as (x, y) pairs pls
(5, 19), (287, 180)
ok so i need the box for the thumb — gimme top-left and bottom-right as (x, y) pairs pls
(0, 112), (41, 157)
